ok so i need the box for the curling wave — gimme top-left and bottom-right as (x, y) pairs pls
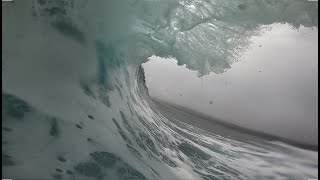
(2, 0), (318, 179)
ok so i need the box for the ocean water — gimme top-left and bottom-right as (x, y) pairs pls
(2, 0), (318, 180)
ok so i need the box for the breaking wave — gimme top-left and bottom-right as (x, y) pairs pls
(2, 0), (318, 179)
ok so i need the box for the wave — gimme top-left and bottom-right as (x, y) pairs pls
(2, 0), (318, 179)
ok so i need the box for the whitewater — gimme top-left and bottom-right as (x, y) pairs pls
(2, 0), (318, 179)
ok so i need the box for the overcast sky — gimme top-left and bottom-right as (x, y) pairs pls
(143, 23), (318, 146)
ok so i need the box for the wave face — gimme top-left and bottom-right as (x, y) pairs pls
(2, 0), (318, 179)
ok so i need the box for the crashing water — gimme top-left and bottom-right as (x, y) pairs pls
(2, 0), (318, 179)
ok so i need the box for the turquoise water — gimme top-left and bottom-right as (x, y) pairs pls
(2, 0), (318, 179)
